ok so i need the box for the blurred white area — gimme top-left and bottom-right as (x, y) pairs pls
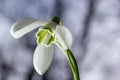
(0, 0), (120, 80)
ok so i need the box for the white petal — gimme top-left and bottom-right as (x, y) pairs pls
(33, 45), (54, 75)
(55, 25), (72, 50)
(10, 19), (49, 39)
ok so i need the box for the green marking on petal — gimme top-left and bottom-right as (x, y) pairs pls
(43, 21), (57, 33)
(43, 27), (53, 33)
(47, 36), (54, 45)
(36, 30), (48, 44)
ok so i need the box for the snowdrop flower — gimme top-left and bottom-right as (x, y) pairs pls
(10, 17), (80, 80)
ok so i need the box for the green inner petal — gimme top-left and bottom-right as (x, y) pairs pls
(37, 30), (47, 44)
(36, 29), (55, 46)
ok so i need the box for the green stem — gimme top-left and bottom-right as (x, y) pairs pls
(64, 49), (80, 80)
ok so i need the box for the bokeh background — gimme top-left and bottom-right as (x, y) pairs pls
(0, 0), (120, 80)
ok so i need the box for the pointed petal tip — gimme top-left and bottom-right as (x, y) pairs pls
(34, 66), (45, 75)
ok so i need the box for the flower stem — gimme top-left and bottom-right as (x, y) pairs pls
(64, 49), (80, 80)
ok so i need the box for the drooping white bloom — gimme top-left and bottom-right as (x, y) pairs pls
(10, 17), (72, 75)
